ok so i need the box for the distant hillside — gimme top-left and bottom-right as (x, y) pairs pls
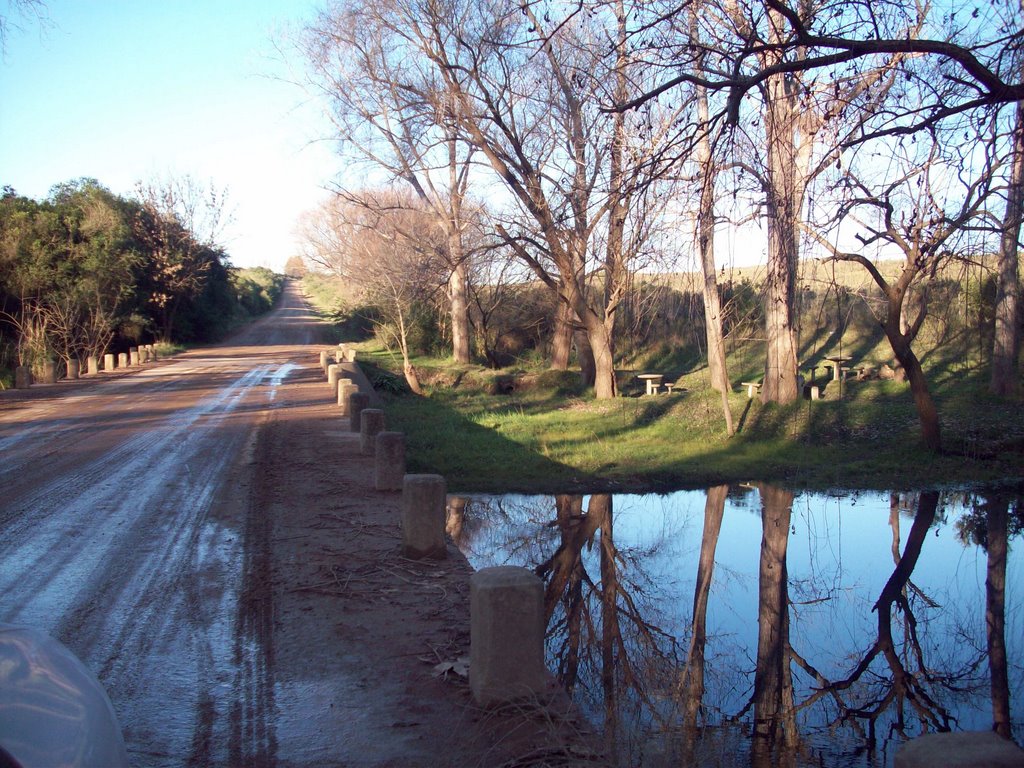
(648, 256), (998, 295)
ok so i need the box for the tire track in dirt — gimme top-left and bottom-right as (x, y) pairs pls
(0, 364), (270, 628)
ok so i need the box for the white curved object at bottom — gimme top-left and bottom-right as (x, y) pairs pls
(0, 624), (129, 768)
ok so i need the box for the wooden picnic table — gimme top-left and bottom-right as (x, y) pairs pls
(636, 373), (664, 395)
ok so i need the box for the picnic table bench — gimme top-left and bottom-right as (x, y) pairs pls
(636, 373), (664, 395)
(740, 381), (762, 398)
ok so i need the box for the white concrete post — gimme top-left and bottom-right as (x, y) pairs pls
(400, 474), (448, 559)
(375, 432), (406, 491)
(469, 566), (548, 707)
(338, 381), (359, 414)
(147, 344), (157, 361)
(87, 356), (99, 375)
(359, 409), (385, 455)
(67, 359), (80, 380)
(14, 366), (32, 388)
(319, 349), (329, 371)
(129, 348), (139, 366)
(117, 352), (128, 369)
(139, 347), (149, 364)
(348, 392), (370, 432)
(41, 360), (58, 384)
(104, 353), (115, 371)
(327, 365), (344, 402)
(344, 349), (356, 363)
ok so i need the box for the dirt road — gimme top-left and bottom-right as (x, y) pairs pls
(0, 283), (592, 768)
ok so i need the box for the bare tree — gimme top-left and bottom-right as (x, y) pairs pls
(301, 190), (447, 393)
(134, 175), (230, 342)
(806, 130), (995, 451)
(405, 0), (680, 398)
(299, 0), (478, 363)
(992, 98), (1023, 397)
(0, 0), (47, 54)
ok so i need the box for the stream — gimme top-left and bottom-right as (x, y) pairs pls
(447, 485), (1023, 767)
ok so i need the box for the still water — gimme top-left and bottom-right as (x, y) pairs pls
(447, 486), (1023, 767)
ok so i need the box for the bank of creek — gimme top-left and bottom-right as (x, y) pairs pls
(0, 284), (1020, 767)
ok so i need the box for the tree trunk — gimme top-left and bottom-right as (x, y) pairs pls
(885, 324), (942, 451)
(760, 26), (800, 405)
(574, 325), (598, 389)
(551, 300), (573, 370)
(985, 494), (1011, 739)
(580, 311), (616, 398)
(694, 81), (734, 433)
(448, 257), (471, 364)
(991, 101), (1023, 397)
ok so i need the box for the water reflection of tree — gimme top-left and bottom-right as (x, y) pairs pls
(749, 484), (798, 763)
(533, 494), (681, 755)
(793, 491), (986, 750)
(955, 490), (1024, 741)
(453, 488), (1018, 764)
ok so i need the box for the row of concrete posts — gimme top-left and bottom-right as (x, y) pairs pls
(320, 345), (548, 708)
(13, 345), (160, 389)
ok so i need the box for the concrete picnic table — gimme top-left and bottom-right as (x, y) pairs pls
(636, 373), (664, 395)
(824, 355), (852, 381)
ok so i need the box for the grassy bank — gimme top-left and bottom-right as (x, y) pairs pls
(358, 348), (1024, 493)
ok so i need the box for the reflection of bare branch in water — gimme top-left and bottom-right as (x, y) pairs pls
(797, 491), (960, 747)
(533, 494), (682, 756)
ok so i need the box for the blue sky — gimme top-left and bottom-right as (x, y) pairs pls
(0, 0), (338, 271)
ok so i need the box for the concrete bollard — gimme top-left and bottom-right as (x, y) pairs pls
(147, 344), (157, 361)
(334, 350), (344, 364)
(359, 409), (385, 455)
(130, 348), (139, 366)
(400, 474), (448, 559)
(14, 366), (32, 389)
(87, 356), (99, 375)
(344, 349), (356, 363)
(338, 380), (359, 413)
(375, 432), (406, 491)
(319, 349), (328, 371)
(41, 360), (58, 384)
(139, 346), (149, 364)
(348, 392), (370, 432)
(469, 566), (548, 707)
(810, 385), (820, 400)
(895, 732), (1024, 768)
(327, 363), (342, 389)
(104, 353), (115, 371)
(67, 359), (80, 380)
(117, 352), (128, 369)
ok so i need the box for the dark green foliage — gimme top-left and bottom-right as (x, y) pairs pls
(532, 368), (587, 396)
(0, 179), (282, 381)
(332, 303), (381, 342)
(231, 267), (284, 317)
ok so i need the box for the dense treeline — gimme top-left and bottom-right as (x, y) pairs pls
(0, 179), (283, 386)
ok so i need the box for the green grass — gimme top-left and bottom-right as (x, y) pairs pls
(358, 341), (1023, 493)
